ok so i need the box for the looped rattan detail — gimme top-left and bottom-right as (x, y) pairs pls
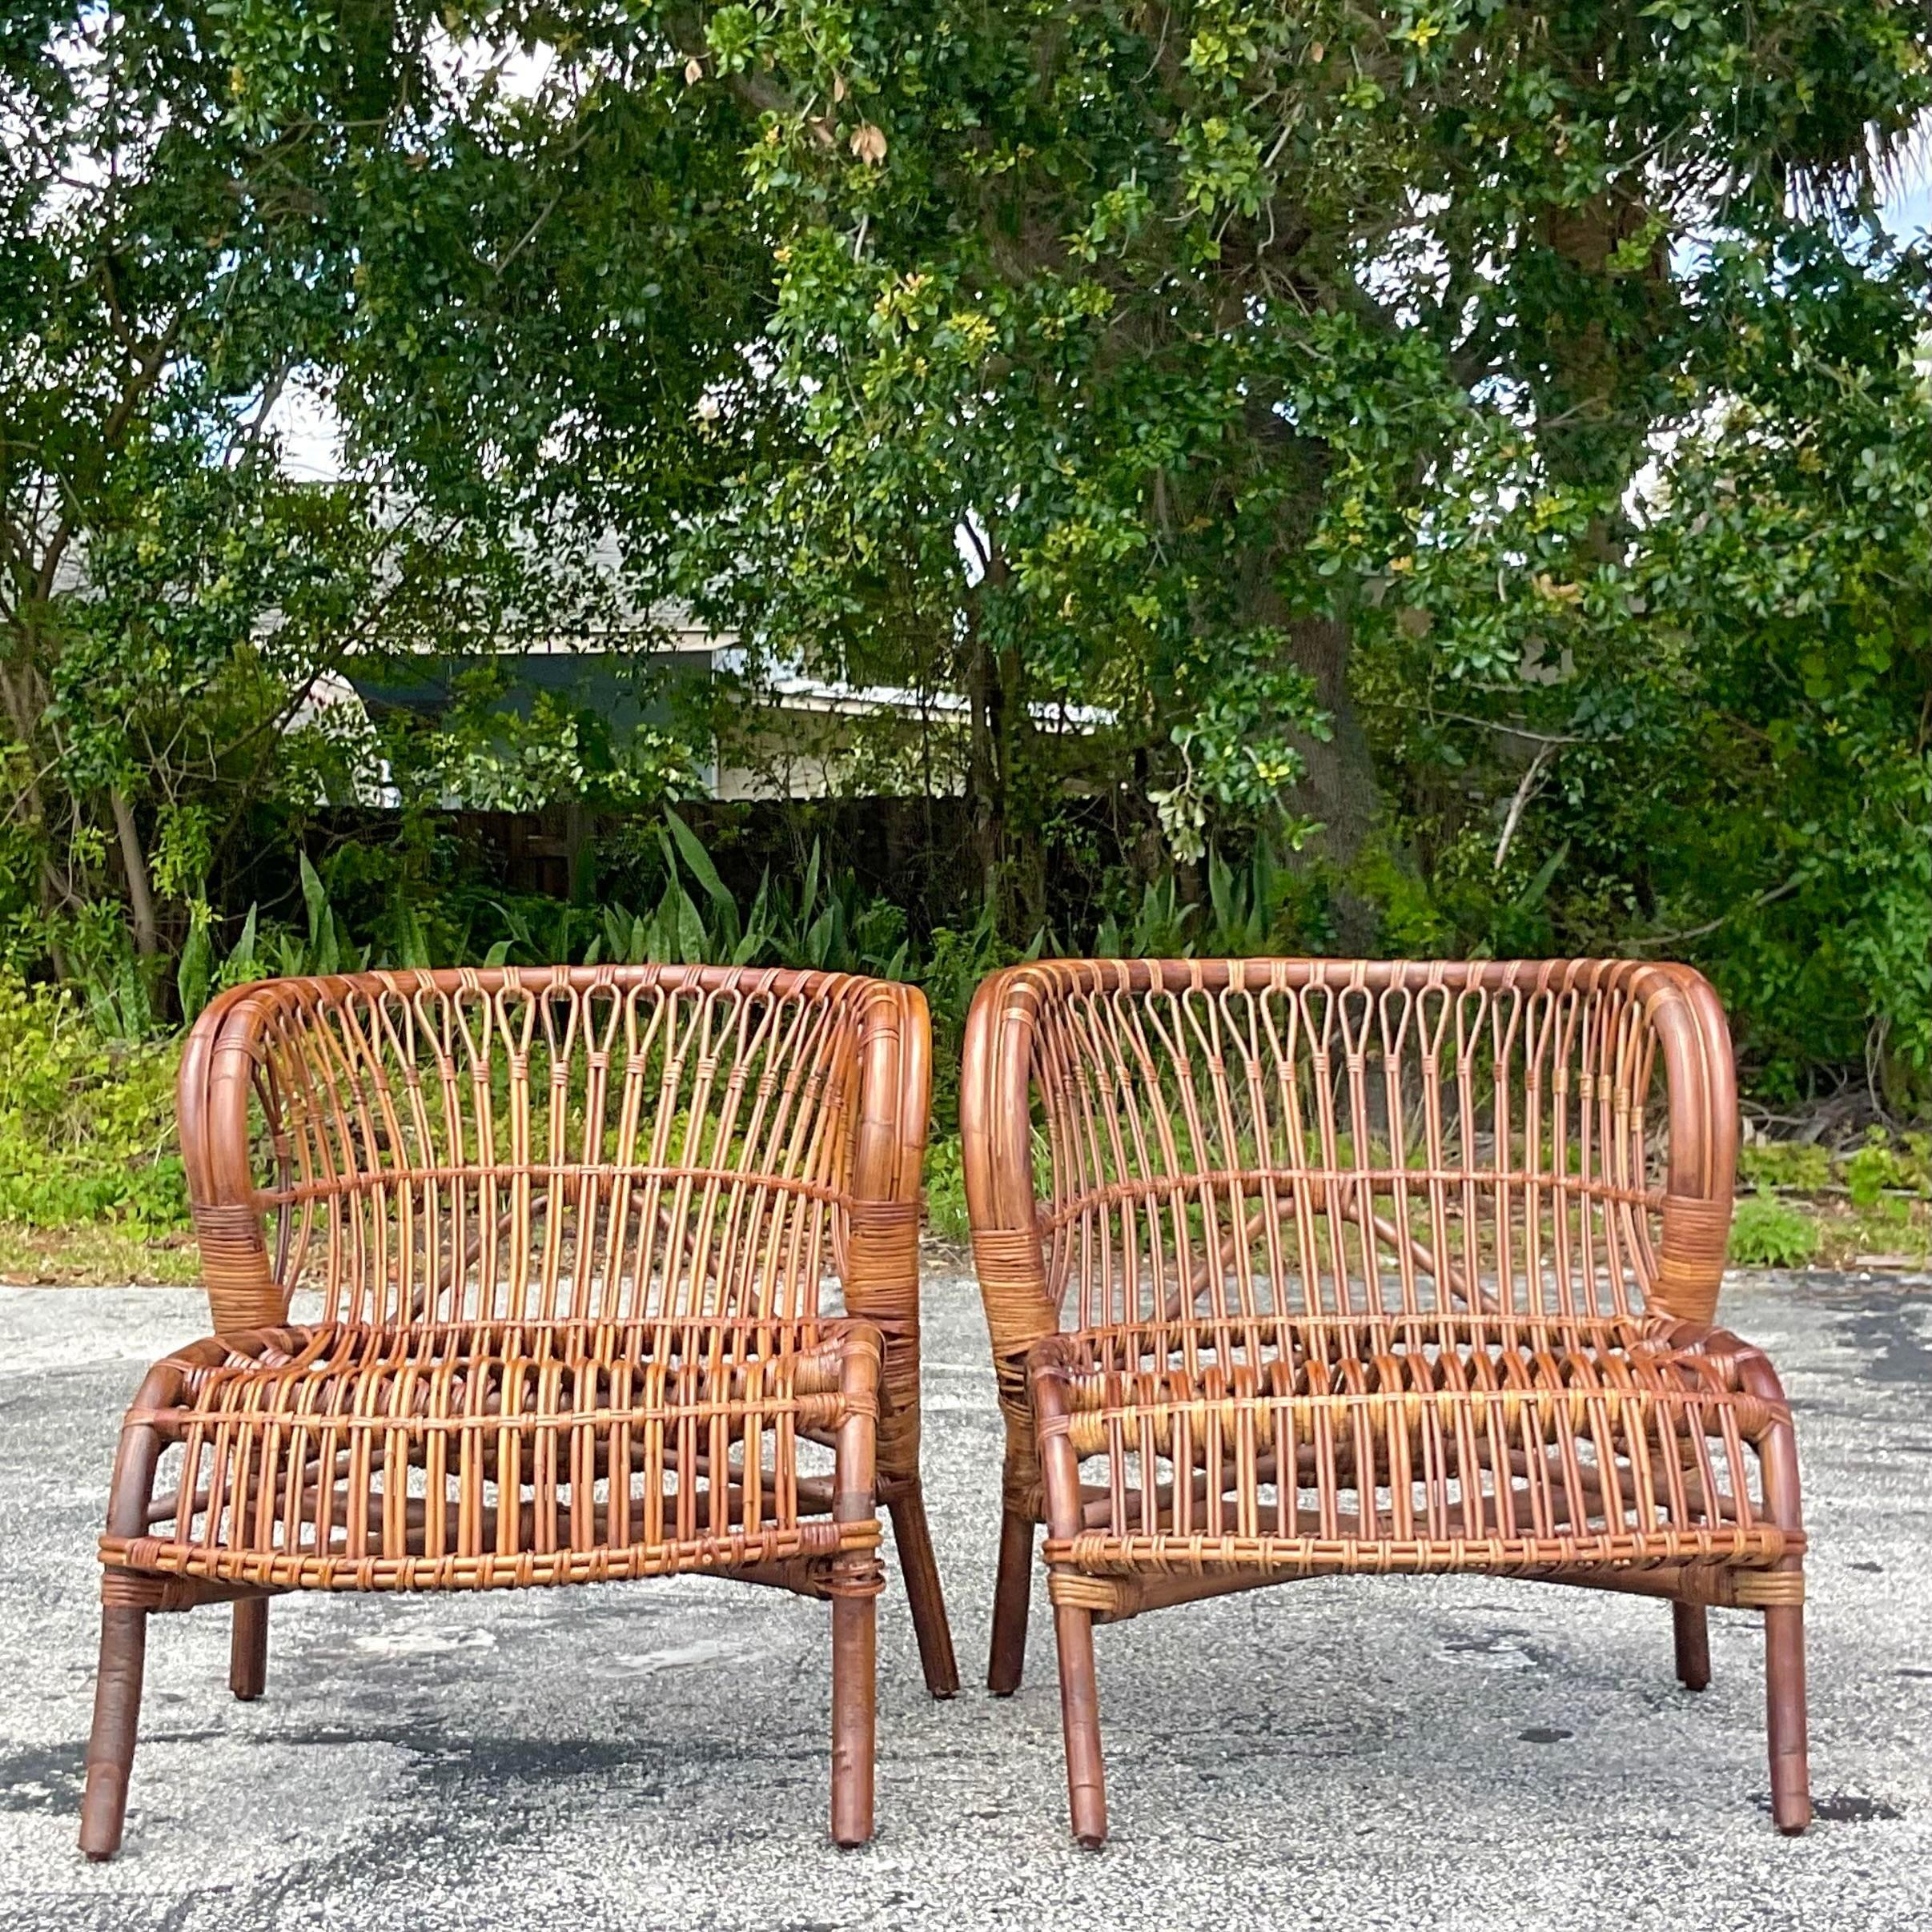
(824, 1556), (890, 1600)
(80, 965), (958, 1862)
(962, 957), (1811, 1842)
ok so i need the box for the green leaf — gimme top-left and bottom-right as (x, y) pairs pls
(224, 904), (259, 983)
(801, 841), (821, 922)
(805, 905), (836, 966)
(299, 851), (327, 948)
(649, 882), (681, 963)
(676, 886), (709, 962)
(1207, 846), (1238, 941)
(177, 916), (212, 1022)
(664, 806), (737, 926)
(1514, 841), (1570, 909)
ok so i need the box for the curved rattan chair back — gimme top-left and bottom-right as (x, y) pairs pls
(964, 958), (1738, 1353)
(181, 965), (926, 1334)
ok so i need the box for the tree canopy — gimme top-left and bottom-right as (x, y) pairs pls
(2, 2), (1929, 1103)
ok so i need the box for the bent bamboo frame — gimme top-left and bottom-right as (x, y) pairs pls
(962, 957), (1808, 1842)
(82, 964), (956, 1861)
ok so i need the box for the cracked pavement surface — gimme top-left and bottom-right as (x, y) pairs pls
(2, 1271), (1928, 1930)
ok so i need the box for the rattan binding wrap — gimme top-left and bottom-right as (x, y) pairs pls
(962, 958), (1809, 1843)
(82, 965), (958, 1860)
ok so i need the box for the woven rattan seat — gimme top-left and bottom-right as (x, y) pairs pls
(963, 958), (1809, 1842)
(81, 966), (956, 1859)
(100, 1317), (882, 1594)
(1034, 1316), (1797, 1583)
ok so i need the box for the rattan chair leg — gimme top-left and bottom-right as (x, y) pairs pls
(888, 1486), (960, 1698)
(987, 1508), (1034, 1697)
(1749, 1357), (1811, 1834)
(829, 1344), (881, 1848)
(1052, 1601), (1107, 1849)
(230, 1598), (269, 1701)
(1673, 1602), (1711, 1692)
(1034, 1363), (1107, 1845)
(78, 1605), (147, 1862)
(830, 1586), (878, 1848)
(1765, 1601), (1811, 1834)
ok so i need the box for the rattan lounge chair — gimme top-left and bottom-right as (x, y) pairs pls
(962, 958), (1808, 1844)
(81, 964), (957, 1859)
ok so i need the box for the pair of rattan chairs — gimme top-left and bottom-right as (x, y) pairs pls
(78, 958), (1810, 1861)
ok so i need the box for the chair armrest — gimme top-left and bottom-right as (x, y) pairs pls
(961, 966), (1064, 1387)
(841, 980), (931, 1468)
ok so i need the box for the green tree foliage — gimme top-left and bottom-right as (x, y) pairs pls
(651, 0), (1931, 954)
(0, 3), (542, 993)
(1348, 231), (1932, 1095)
(0, 4), (693, 1002)
(2, 2), (1928, 1115)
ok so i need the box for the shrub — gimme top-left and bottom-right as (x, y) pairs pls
(1843, 1131), (1932, 1209)
(1728, 1195), (1822, 1270)
(0, 978), (187, 1231)
(1737, 1141), (1835, 1193)
(923, 1134), (970, 1244)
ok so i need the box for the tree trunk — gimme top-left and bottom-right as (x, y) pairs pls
(109, 789), (160, 958)
(995, 643), (1050, 937)
(963, 550), (1045, 938)
(1285, 613), (1377, 879)
(1, 649), (78, 969)
(1217, 404), (1386, 950)
(964, 606), (1004, 910)
(1533, 192), (1671, 506)
(1233, 540), (1383, 951)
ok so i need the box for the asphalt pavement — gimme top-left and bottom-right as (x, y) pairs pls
(2, 1269), (1927, 1930)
